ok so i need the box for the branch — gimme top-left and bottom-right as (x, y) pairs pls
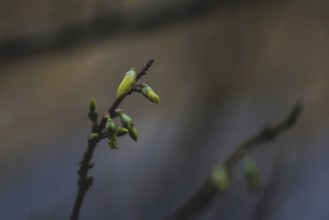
(70, 59), (154, 220)
(164, 101), (303, 220)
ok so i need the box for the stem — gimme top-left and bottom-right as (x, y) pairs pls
(164, 101), (303, 220)
(70, 138), (100, 220)
(70, 59), (154, 220)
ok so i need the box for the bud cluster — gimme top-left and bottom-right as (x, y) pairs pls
(86, 65), (159, 150)
(98, 108), (140, 149)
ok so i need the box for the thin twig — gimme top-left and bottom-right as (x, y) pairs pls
(70, 59), (154, 220)
(70, 137), (100, 220)
(164, 101), (303, 220)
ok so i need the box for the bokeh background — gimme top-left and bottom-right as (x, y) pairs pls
(1, 0), (329, 219)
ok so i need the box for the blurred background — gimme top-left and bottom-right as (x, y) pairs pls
(0, 0), (329, 219)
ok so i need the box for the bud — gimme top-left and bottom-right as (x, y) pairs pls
(120, 113), (133, 129)
(128, 126), (138, 142)
(88, 133), (99, 140)
(108, 135), (118, 150)
(211, 165), (230, 193)
(116, 127), (129, 136)
(116, 68), (137, 98)
(89, 97), (97, 112)
(88, 97), (98, 122)
(103, 115), (116, 137)
(243, 157), (262, 192)
(141, 84), (160, 104)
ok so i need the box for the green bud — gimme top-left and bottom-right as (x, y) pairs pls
(88, 97), (98, 122)
(88, 133), (99, 140)
(243, 157), (262, 193)
(141, 84), (160, 104)
(108, 135), (118, 150)
(211, 165), (230, 193)
(103, 115), (116, 137)
(116, 127), (129, 136)
(120, 113), (133, 129)
(117, 68), (137, 98)
(128, 126), (138, 142)
(89, 97), (97, 112)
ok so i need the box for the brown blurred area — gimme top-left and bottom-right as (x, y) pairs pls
(1, 0), (329, 220)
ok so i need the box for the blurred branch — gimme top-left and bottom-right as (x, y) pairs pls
(0, 0), (245, 65)
(70, 59), (154, 220)
(164, 101), (303, 220)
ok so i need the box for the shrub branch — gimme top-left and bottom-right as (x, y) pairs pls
(70, 59), (154, 220)
(164, 101), (303, 220)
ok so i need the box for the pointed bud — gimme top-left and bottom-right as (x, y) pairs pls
(88, 133), (99, 140)
(120, 113), (133, 129)
(116, 127), (129, 136)
(117, 68), (137, 98)
(128, 126), (138, 142)
(108, 135), (118, 150)
(103, 115), (116, 137)
(243, 157), (262, 193)
(89, 97), (97, 112)
(88, 97), (98, 122)
(211, 165), (230, 193)
(141, 84), (160, 104)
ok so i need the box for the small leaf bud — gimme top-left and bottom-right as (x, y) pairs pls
(211, 165), (230, 193)
(128, 126), (138, 142)
(141, 84), (160, 104)
(88, 97), (98, 122)
(88, 133), (99, 140)
(116, 127), (129, 136)
(108, 135), (118, 150)
(243, 157), (262, 193)
(103, 115), (116, 137)
(117, 68), (137, 98)
(119, 113), (133, 129)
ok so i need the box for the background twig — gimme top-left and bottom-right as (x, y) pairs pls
(164, 101), (303, 220)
